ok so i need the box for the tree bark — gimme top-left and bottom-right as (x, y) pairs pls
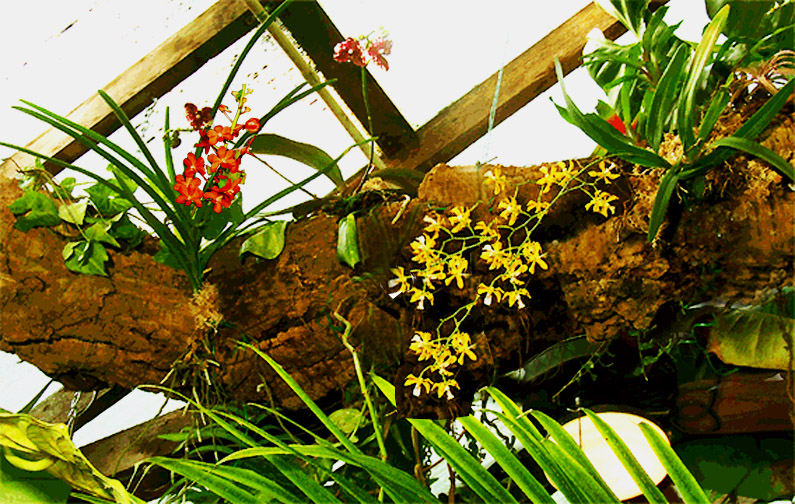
(1, 105), (793, 413)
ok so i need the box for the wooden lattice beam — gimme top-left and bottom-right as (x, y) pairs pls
(0, 0), (262, 179)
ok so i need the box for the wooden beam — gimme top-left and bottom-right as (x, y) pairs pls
(80, 408), (197, 500)
(0, 0), (261, 180)
(277, 1), (417, 157)
(30, 386), (128, 432)
(382, 1), (666, 174)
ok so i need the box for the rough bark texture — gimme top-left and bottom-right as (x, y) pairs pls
(1, 104), (793, 413)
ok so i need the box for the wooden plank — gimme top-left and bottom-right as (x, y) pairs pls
(0, 0), (262, 180)
(277, 1), (417, 157)
(80, 408), (197, 499)
(30, 386), (128, 432)
(381, 1), (666, 174)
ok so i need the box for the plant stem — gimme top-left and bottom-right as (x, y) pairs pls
(353, 67), (377, 195)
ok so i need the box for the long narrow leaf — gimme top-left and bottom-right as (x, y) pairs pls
(554, 59), (670, 168)
(582, 410), (667, 503)
(238, 342), (361, 455)
(409, 418), (518, 503)
(531, 410), (617, 500)
(249, 133), (344, 186)
(646, 44), (689, 152)
(677, 5), (729, 154)
(147, 457), (261, 504)
(163, 107), (177, 184)
(459, 415), (555, 504)
(647, 166), (681, 242)
(266, 454), (342, 504)
(97, 90), (170, 192)
(711, 136), (794, 182)
(639, 423), (711, 504)
(542, 440), (621, 504)
(697, 87), (730, 145)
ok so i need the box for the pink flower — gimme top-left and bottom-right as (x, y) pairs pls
(333, 37), (367, 67)
(367, 38), (392, 71)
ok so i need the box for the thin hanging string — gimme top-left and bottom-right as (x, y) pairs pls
(480, 32), (511, 168)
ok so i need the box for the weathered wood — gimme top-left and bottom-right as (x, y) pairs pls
(0, 0), (261, 179)
(80, 408), (197, 499)
(278, 1), (417, 157)
(30, 386), (128, 432)
(381, 1), (666, 174)
(677, 371), (794, 434)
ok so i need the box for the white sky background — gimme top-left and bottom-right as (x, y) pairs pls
(0, 1), (710, 449)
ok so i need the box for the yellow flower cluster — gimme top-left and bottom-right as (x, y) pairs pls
(404, 330), (476, 399)
(392, 159), (621, 401)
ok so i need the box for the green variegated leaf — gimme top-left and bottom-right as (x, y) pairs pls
(239, 221), (288, 260)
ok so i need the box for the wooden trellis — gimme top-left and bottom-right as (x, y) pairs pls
(3, 0), (678, 497)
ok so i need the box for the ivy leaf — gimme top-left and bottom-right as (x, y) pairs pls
(57, 200), (88, 226)
(84, 182), (133, 217)
(84, 222), (121, 248)
(62, 240), (109, 277)
(328, 408), (366, 436)
(337, 213), (361, 269)
(52, 177), (77, 200)
(110, 215), (145, 249)
(239, 221), (288, 260)
(8, 190), (61, 232)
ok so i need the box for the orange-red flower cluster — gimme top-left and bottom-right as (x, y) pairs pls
(174, 97), (261, 213)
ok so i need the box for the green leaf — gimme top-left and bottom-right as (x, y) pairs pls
(336, 213), (361, 268)
(706, 309), (794, 369)
(328, 408), (364, 436)
(249, 133), (343, 187)
(410, 418), (518, 503)
(594, 0), (650, 37)
(0, 451), (71, 504)
(581, 410), (668, 503)
(710, 136), (795, 182)
(52, 177), (77, 200)
(84, 183), (133, 217)
(677, 4), (729, 155)
(57, 200), (88, 226)
(146, 458), (262, 504)
(239, 221), (288, 260)
(553, 59), (670, 168)
(459, 416), (555, 504)
(84, 222), (121, 248)
(697, 87), (730, 145)
(674, 435), (793, 501)
(62, 241), (109, 277)
(638, 424), (711, 504)
(109, 215), (145, 248)
(8, 190), (61, 232)
(647, 166), (681, 242)
(645, 44), (689, 153)
(503, 337), (602, 383)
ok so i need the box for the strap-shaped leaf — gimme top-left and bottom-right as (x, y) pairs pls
(647, 165), (681, 242)
(460, 416), (555, 503)
(582, 410), (668, 503)
(676, 5), (729, 155)
(638, 423), (711, 504)
(249, 133), (344, 186)
(710, 136), (795, 182)
(645, 44), (689, 153)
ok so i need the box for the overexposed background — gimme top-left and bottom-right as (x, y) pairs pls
(0, 0), (710, 449)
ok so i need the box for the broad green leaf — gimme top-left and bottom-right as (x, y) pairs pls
(336, 213), (361, 268)
(57, 200), (88, 226)
(249, 134), (343, 186)
(0, 452), (71, 504)
(62, 241), (109, 277)
(581, 410), (668, 503)
(328, 408), (365, 435)
(0, 412), (142, 504)
(647, 166), (681, 242)
(639, 424), (711, 504)
(503, 337), (601, 383)
(84, 184), (133, 217)
(710, 137), (795, 182)
(8, 190), (60, 232)
(239, 221), (288, 260)
(677, 5), (729, 155)
(706, 309), (793, 369)
(84, 222), (121, 248)
(674, 435), (793, 501)
(109, 215), (144, 248)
